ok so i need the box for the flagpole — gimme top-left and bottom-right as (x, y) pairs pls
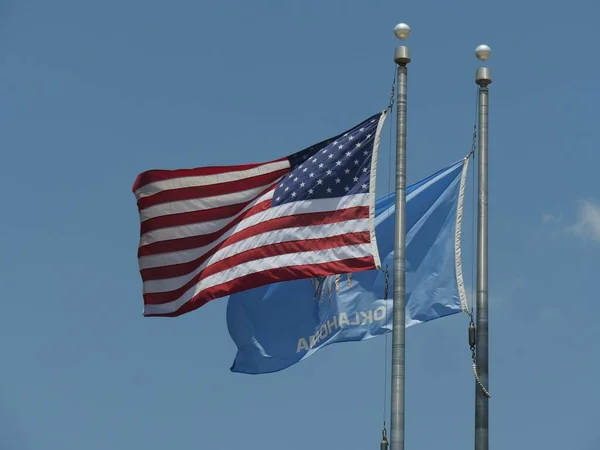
(390, 22), (411, 450)
(474, 44), (492, 450)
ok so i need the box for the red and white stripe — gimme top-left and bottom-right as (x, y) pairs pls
(133, 137), (383, 318)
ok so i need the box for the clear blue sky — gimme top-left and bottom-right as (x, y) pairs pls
(1, 1), (599, 449)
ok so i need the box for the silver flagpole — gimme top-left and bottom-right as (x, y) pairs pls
(474, 44), (492, 450)
(390, 22), (411, 450)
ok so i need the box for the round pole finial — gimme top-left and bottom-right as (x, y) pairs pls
(393, 23), (411, 40)
(475, 45), (491, 61)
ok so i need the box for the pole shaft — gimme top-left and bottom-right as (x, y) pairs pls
(475, 81), (489, 450)
(390, 61), (408, 450)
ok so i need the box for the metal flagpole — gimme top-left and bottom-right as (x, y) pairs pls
(389, 22), (411, 450)
(474, 44), (492, 450)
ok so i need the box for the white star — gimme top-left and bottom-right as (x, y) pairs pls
(349, 135), (354, 141)
(344, 168), (350, 174)
(326, 169), (332, 176)
(298, 164), (303, 169)
(356, 142), (362, 148)
(363, 150), (369, 156)
(345, 151), (352, 157)
(279, 183), (285, 187)
(285, 187), (289, 191)
(362, 183), (368, 189)
(344, 186), (350, 192)
(288, 173), (294, 178)
(318, 163), (324, 168)
(309, 172), (315, 178)
(276, 197), (281, 201)
(343, 133), (348, 137)
(353, 177), (359, 182)
(328, 154), (334, 159)
(291, 192), (296, 197)
(309, 189), (314, 194)
(303, 168), (308, 172)
(335, 178), (341, 183)
(312, 158), (318, 163)
(300, 182), (306, 187)
(367, 134), (372, 139)
(338, 144), (343, 149)
(335, 161), (342, 166)
(294, 177), (299, 182)
(332, 141), (338, 145)
(360, 127), (365, 132)
(354, 159), (359, 165)
(326, 187), (332, 193)
(363, 168), (368, 173)
(370, 119), (375, 123)
(322, 149), (328, 154)
(317, 179), (323, 185)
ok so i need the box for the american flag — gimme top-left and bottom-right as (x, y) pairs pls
(132, 111), (387, 317)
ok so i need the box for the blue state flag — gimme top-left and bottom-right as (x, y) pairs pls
(226, 156), (470, 374)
